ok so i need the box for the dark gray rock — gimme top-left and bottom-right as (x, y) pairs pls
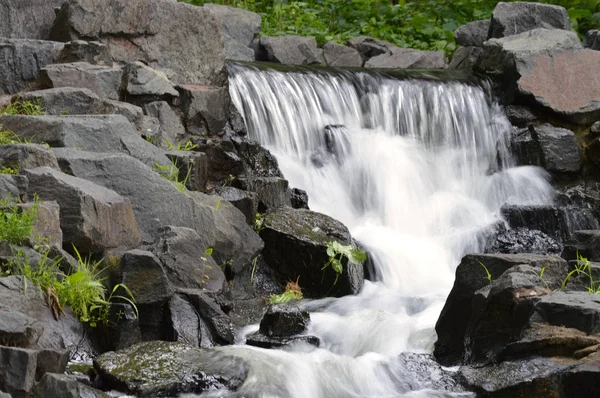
(259, 308), (309, 337)
(322, 42), (362, 67)
(143, 101), (186, 147)
(290, 188), (309, 210)
(231, 138), (283, 178)
(0, 39), (62, 95)
(51, 0), (226, 85)
(531, 123), (580, 174)
(0, 115), (169, 168)
(53, 40), (112, 65)
(165, 151), (208, 192)
(139, 116), (162, 145)
(101, 303), (142, 351)
(434, 253), (567, 365)
(258, 36), (320, 66)
(23, 167), (142, 253)
(584, 29), (600, 50)
(489, 1), (571, 39)
(455, 20), (491, 47)
(22, 200), (63, 249)
(219, 187), (258, 225)
(532, 291), (600, 334)
(485, 224), (562, 255)
(92, 99), (144, 127)
(120, 250), (173, 306)
(34, 373), (80, 398)
(0, 144), (60, 171)
(168, 294), (200, 347)
(54, 150), (263, 271)
(0, 311), (43, 348)
(365, 48), (446, 69)
(505, 105), (538, 126)
(178, 85), (230, 136)
(448, 46), (483, 71)
(346, 36), (396, 63)
(0, 346), (38, 396)
(182, 290), (235, 345)
(260, 207), (364, 298)
(39, 62), (122, 100)
(0, 175), (28, 200)
(564, 230), (600, 261)
(245, 333), (319, 349)
(204, 4), (261, 62)
(563, 351), (600, 397)
(93, 341), (248, 397)
(0, 0), (65, 40)
(237, 177), (291, 211)
(198, 140), (244, 181)
(121, 62), (179, 100)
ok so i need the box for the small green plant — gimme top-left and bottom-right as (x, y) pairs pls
(0, 196), (38, 245)
(539, 267), (546, 279)
(0, 166), (18, 174)
(477, 260), (493, 284)
(153, 161), (191, 193)
(323, 241), (366, 284)
(198, 248), (214, 288)
(1, 97), (45, 116)
(561, 253), (600, 294)
(59, 110), (69, 116)
(267, 277), (303, 304)
(165, 138), (198, 151)
(254, 212), (265, 233)
(0, 128), (29, 145)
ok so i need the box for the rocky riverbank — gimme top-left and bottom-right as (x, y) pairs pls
(0, 0), (599, 397)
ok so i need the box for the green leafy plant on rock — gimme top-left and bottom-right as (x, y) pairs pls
(267, 277), (303, 304)
(477, 260), (493, 284)
(153, 161), (191, 193)
(0, 127), (30, 145)
(323, 241), (366, 284)
(165, 138), (198, 151)
(0, 195), (38, 245)
(561, 253), (600, 294)
(1, 97), (45, 116)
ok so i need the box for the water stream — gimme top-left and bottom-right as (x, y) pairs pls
(201, 63), (555, 397)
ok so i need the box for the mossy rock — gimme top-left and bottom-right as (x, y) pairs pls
(93, 341), (247, 397)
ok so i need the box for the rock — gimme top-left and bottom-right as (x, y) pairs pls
(93, 341), (247, 397)
(592, 121), (600, 136)
(514, 124), (580, 174)
(584, 30), (600, 50)
(17, 87), (98, 116)
(258, 36), (320, 66)
(120, 249), (173, 305)
(290, 188), (309, 210)
(167, 295), (200, 347)
(563, 351), (600, 396)
(485, 224), (562, 255)
(183, 290), (235, 345)
(0, 175), (28, 200)
(0, 144), (60, 171)
(0, 346), (38, 396)
(23, 167), (141, 253)
(51, 0), (226, 85)
(198, 140), (244, 181)
(204, 4), (261, 62)
(22, 201), (63, 248)
(260, 207), (364, 298)
(245, 333), (320, 349)
(153, 226), (225, 293)
(53, 41), (112, 65)
(0, 311), (43, 348)
(448, 46), (483, 71)
(143, 101), (186, 147)
(434, 253), (567, 365)
(532, 291), (600, 334)
(346, 36), (396, 63)
(92, 99), (144, 127)
(365, 48), (446, 69)
(505, 105), (538, 126)
(54, 150), (263, 270)
(259, 308), (309, 337)
(0, 39), (63, 95)
(322, 42), (362, 67)
(564, 230), (600, 261)
(101, 303), (142, 351)
(237, 177), (291, 211)
(165, 151), (208, 192)
(34, 373), (80, 398)
(39, 62), (123, 100)
(121, 62), (179, 101)
(139, 116), (162, 145)
(489, 1), (571, 39)
(455, 20), (491, 47)
(0, 0), (65, 40)
(0, 115), (169, 168)
(231, 138), (284, 178)
(219, 187), (258, 225)
(178, 85), (230, 136)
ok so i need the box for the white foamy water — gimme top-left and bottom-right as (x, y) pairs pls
(200, 64), (554, 397)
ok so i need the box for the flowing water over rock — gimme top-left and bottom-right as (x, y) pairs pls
(208, 63), (556, 397)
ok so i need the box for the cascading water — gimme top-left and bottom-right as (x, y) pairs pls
(199, 64), (555, 397)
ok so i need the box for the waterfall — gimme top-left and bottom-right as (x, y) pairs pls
(212, 63), (554, 397)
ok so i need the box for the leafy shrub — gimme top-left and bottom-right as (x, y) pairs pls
(0, 127), (30, 145)
(561, 253), (600, 293)
(0, 196), (38, 245)
(1, 97), (45, 116)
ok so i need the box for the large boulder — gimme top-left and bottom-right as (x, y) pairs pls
(526, 123), (580, 175)
(0, 39), (63, 95)
(532, 291), (600, 334)
(258, 36), (321, 66)
(38, 62), (123, 100)
(454, 20), (491, 47)
(53, 40), (112, 65)
(121, 62), (179, 102)
(23, 167), (142, 253)
(365, 48), (446, 69)
(0, 0), (65, 40)
(489, 2), (571, 39)
(50, 0), (226, 85)
(0, 144), (60, 171)
(143, 101), (186, 146)
(204, 4), (261, 62)
(0, 115), (168, 168)
(322, 42), (362, 68)
(178, 85), (230, 136)
(53, 150), (263, 272)
(259, 207), (364, 298)
(564, 230), (600, 261)
(448, 46), (483, 71)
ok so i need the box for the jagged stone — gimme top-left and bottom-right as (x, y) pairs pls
(584, 30), (600, 50)
(259, 308), (309, 337)
(237, 177), (291, 211)
(121, 62), (179, 100)
(178, 85), (230, 136)
(168, 294), (200, 347)
(454, 20), (491, 47)
(21, 201), (62, 248)
(0, 0), (65, 40)
(143, 101), (186, 146)
(365, 48), (446, 69)
(165, 151), (208, 192)
(0, 144), (59, 171)
(564, 230), (600, 261)
(290, 188), (309, 210)
(0, 346), (38, 396)
(346, 36), (396, 63)
(0, 311), (43, 348)
(0, 175), (27, 200)
(39, 62), (122, 100)
(322, 42), (362, 67)
(489, 1), (571, 39)
(53, 40), (112, 65)
(204, 4), (261, 62)
(448, 46), (483, 71)
(258, 36), (320, 66)
(532, 292), (600, 334)
(219, 187), (258, 226)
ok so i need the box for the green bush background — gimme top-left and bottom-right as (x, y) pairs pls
(180, 0), (600, 55)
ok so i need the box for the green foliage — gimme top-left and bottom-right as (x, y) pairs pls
(267, 278), (303, 304)
(180, 0), (599, 56)
(477, 260), (493, 284)
(0, 166), (18, 175)
(1, 97), (45, 116)
(0, 196), (38, 245)
(0, 127), (30, 145)
(322, 241), (366, 284)
(153, 160), (192, 193)
(561, 253), (600, 293)
(254, 212), (265, 233)
(165, 138), (199, 151)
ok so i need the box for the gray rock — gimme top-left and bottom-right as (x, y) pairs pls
(448, 46), (483, 71)
(290, 188), (309, 210)
(0, 0), (65, 40)
(455, 20), (491, 47)
(532, 291), (600, 334)
(259, 36), (321, 66)
(346, 36), (397, 62)
(259, 308), (309, 337)
(245, 332), (320, 349)
(489, 2), (571, 39)
(23, 167), (142, 253)
(122, 62), (179, 99)
(231, 138), (283, 178)
(120, 250), (173, 306)
(34, 348), (69, 381)
(322, 42), (362, 67)
(0, 39), (63, 95)
(22, 200), (63, 248)
(434, 253), (567, 365)
(39, 62), (123, 100)
(564, 230), (600, 261)
(139, 116), (162, 145)
(54, 150), (263, 271)
(0, 311), (43, 348)
(0, 144), (60, 171)
(0, 175), (28, 200)
(143, 101), (186, 146)
(584, 30), (600, 50)
(51, 0), (226, 85)
(0, 346), (37, 396)
(178, 85), (230, 136)
(260, 207), (364, 298)
(93, 341), (248, 396)
(366, 48), (446, 69)
(168, 294), (200, 347)
(219, 187), (258, 225)
(505, 105), (538, 126)
(53, 40), (112, 65)
(199, 140), (244, 181)
(531, 123), (581, 174)
(34, 374), (79, 398)
(182, 290), (235, 345)
(204, 4), (261, 62)
(92, 99), (144, 127)
(238, 177), (291, 211)
(592, 121), (600, 135)
(165, 151), (208, 192)
(0, 115), (169, 168)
